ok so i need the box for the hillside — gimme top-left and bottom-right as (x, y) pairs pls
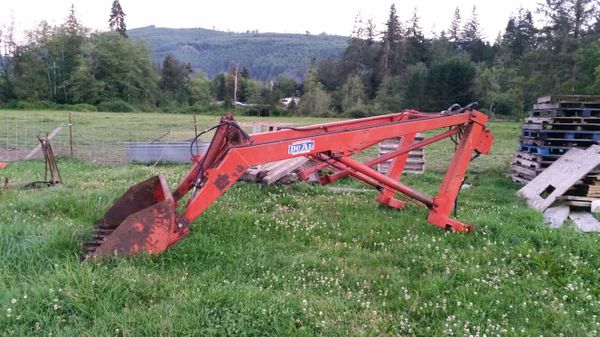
(128, 26), (348, 80)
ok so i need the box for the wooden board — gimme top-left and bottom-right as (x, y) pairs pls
(558, 195), (599, 202)
(569, 212), (600, 232)
(23, 124), (65, 160)
(517, 145), (600, 211)
(262, 157), (308, 185)
(543, 205), (570, 229)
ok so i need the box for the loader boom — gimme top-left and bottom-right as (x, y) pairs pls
(83, 106), (493, 259)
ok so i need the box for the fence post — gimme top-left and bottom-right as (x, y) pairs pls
(68, 112), (73, 157)
(193, 111), (199, 155)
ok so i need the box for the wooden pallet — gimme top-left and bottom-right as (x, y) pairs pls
(377, 134), (425, 175)
(517, 145), (600, 211)
(537, 95), (600, 104)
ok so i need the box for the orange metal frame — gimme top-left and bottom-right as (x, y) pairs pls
(85, 108), (493, 258)
(175, 109), (493, 234)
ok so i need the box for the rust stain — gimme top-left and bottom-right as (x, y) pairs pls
(214, 173), (230, 191)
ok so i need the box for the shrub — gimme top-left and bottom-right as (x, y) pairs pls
(12, 100), (59, 110)
(68, 104), (98, 112)
(97, 100), (136, 112)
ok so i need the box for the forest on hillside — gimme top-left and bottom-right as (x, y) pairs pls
(0, 0), (599, 116)
(127, 26), (347, 81)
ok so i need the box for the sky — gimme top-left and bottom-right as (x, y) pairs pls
(1, 0), (540, 42)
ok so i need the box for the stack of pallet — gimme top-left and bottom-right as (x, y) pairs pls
(240, 157), (319, 185)
(377, 134), (425, 174)
(558, 169), (600, 207)
(511, 95), (600, 185)
(517, 145), (600, 231)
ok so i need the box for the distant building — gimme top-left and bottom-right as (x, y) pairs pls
(280, 97), (300, 107)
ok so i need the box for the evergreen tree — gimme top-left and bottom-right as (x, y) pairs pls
(461, 6), (494, 63)
(69, 53), (103, 104)
(159, 54), (192, 105)
(211, 73), (228, 102)
(448, 7), (462, 43)
(503, 9), (537, 60)
(109, 0), (128, 38)
(57, 6), (87, 103)
(404, 8), (429, 65)
(462, 6), (483, 42)
(425, 57), (476, 111)
(342, 14), (379, 98)
(402, 63), (428, 110)
(377, 4), (403, 81)
(240, 67), (250, 79)
(11, 46), (49, 101)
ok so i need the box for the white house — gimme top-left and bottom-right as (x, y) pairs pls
(280, 96), (300, 107)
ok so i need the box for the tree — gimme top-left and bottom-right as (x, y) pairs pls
(159, 54), (193, 105)
(211, 73), (228, 102)
(462, 6), (483, 42)
(58, 6), (88, 103)
(502, 9), (537, 60)
(448, 7), (462, 43)
(425, 57), (476, 111)
(374, 75), (404, 112)
(340, 73), (366, 113)
(475, 65), (500, 113)
(11, 46), (49, 100)
(575, 42), (600, 93)
(402, 63), (428, 110)
(538, 0), (597, 40)
(69, 53), (103, 104)
(536, 0), (599, 91)
(189, 74), (212, 106)
(274, 76), (296, 97)
(404, 8), (429, 65)
(109, 0), (128, 38)
(377, 4), (403, 81)
(299, 66), (331, 115)
(342, 14), (379, 98)
(0, 20), (18, 101)
(316, 58), (343, 91)
(258, 84), (282, 116)
(92, 32), (158, 104)
(461, 6), (494, 63)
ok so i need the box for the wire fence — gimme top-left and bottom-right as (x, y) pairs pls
(0, 110), (519, 173)
(0, 111), (207, 164)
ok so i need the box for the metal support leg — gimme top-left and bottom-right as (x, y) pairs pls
(427, 123), (484, 232)
(376, 134), (416, 209)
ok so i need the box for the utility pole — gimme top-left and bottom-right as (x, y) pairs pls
(233, 64), (238, 106)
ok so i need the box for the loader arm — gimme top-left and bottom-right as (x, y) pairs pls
(83, 107), (493, 259)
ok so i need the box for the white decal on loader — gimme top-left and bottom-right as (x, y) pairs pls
(288, 140), (315, 155)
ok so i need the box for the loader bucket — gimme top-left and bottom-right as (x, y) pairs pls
(82, 174), (187, 260)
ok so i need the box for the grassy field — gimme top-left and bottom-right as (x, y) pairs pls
(1, 110), (519, 170)
(1, 111), (600, 336)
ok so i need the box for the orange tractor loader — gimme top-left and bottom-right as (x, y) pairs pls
(82, 104), (493, 259)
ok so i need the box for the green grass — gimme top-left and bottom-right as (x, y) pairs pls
(0, 110), (333, 161)
(1, 112), (600, 336)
